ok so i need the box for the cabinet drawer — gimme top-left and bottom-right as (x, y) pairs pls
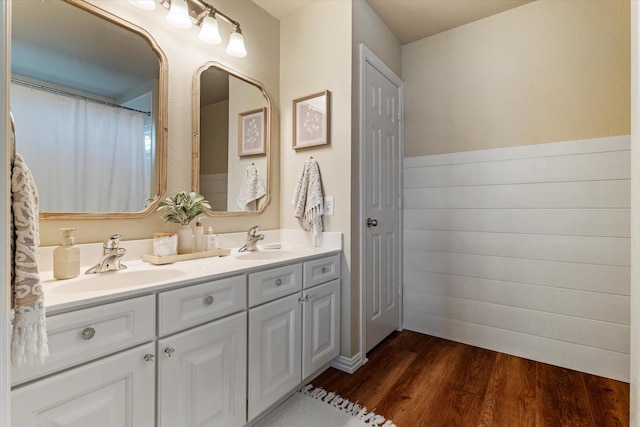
(303, 254), (340, 289)
(248, 263), (302, 307)
(158, 275), (246, 336)
(12, 295), (155, 386)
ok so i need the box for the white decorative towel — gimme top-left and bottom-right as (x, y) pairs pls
(11, 153), (48, 368)
(236, 163), (266, 212)
(291, 158), (324, 238)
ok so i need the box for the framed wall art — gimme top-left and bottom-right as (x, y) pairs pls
(238, 107), (266, 156)
(293, 90), (330, 150)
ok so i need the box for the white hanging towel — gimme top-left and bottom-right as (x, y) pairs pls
(236, 163), (266, 212)
(11, 153), (48, 368)
(291, 158), (324, 238)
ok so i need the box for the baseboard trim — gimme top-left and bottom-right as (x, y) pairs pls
(330, 353), (366, 374)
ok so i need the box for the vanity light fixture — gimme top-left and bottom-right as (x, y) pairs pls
(226, 25), (247, 58)
(198, 9), (222, 45)
(165, 0), (192, 29)
(128, 0), (157, 10)
(129, 0), (247, 57)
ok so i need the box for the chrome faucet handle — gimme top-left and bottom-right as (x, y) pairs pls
(248, 225), (261, 237)
(105, 234), (122, 250)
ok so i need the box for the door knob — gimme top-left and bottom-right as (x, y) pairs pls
(367, 218), (378, 227)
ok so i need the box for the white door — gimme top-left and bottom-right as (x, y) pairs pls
(302, 279), (341, 378)
(362, 46), (403, 353)
(11, 343), (156, 427)
(248, 293), (302, 420)
(158, 312), (247, 427)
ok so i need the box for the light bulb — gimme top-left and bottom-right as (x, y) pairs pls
(128, 0), (156, 10)
(199, 15), (222, 45)
(166, 0), (192, 29)
(226, 27), (247, 58)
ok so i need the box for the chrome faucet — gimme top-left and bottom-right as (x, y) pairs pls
(238, 225), (264, 252)
(85, 234), (128, 274)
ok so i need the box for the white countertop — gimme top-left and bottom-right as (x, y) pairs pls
(40, 230), (342, 314)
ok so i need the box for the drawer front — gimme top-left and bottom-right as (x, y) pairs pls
(158, 275), (246, 336)
(303, 254), (340, 289)
(12, 295), (155, 386)
(248, 263), (302, 307)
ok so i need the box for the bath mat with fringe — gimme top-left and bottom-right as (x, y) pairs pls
(254, 384), (396, 427)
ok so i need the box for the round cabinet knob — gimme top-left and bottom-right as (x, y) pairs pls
(164, 347), (176, 358)
(143, 354), (155, 364)
(321, 267), (327, 274)
(367, 218), (379, 227)
(275, 278), (283, 286)
(204, 295), (215, 305)
(305, 294), (315, 301)
(80, 327), (96, 340)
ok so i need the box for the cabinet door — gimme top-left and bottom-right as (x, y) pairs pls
(302, 279), (341, 378)
(158, 312), (247, 427)
(12, 343), (155, 427)
(248, 293), (302, 420)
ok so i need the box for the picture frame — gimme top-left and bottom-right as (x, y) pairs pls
(293, 90), (330, 150)
(238, 107), (266, 157)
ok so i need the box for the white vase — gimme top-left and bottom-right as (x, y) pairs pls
(177, 224), (193, 254)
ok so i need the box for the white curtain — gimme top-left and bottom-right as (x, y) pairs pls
(10, 83), (149, 212)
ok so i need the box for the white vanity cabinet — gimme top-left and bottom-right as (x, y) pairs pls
(157, 312), (247, 427)
(11, 294), (157, 427)
(247, 254), (341, 421)
(12, 343), (156, 427)
(156, 275), (247, 427)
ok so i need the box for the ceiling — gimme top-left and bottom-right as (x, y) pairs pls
(252, 0), (534, 45)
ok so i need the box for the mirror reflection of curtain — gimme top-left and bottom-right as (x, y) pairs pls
(10, 83), (150, 212)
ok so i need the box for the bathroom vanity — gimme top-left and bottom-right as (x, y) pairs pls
(10, 235), (341, 427)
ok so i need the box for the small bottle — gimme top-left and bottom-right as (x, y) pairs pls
(53, 228), (80, 280)
(194, 221), (204, 252)
(204, 226), (218, 251)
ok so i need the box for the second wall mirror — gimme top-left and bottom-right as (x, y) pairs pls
(193, 62), (271, 215)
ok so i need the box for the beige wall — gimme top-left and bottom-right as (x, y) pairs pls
(279, 0), (353, 354)
(38, 0), (280, 246)
(200, 100), (229, 174)
(403, 0), (630, 157)
(227, 76), (269, 211)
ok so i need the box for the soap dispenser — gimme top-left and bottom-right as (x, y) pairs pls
(53, 228), (80, 280)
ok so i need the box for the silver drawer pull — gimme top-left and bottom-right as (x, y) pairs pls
(80, 327), (96, 340)
(275, 278), (283, 286)
(144, 354), (155, 364)
(204, 295), (215, 305)
(321, 267), (327, 274)
(164, 347), (176, 358)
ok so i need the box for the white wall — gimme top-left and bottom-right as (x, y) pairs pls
(403, 136), (630, 381)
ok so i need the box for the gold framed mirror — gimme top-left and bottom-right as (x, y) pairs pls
(192, 62), (271, 216)
(11, 0), (167, 219)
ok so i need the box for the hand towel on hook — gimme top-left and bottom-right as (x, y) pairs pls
(292, 157), (324, 240)
(11, 153), (48, 367)
(237, 163), (266, 212)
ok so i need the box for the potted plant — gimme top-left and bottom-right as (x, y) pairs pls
(155, 191), (211, 253)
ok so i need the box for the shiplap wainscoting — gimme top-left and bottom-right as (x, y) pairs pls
(403, 136), (631, 382)
(200, 173), (228, 211)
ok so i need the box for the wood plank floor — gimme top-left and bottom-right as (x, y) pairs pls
(312, 330), (629, 427)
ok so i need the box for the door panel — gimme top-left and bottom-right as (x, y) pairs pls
(364, 58), (402, 352)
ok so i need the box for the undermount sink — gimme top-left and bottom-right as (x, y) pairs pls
(48, 268), (189, 293)
(235, 250), (294, 261)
